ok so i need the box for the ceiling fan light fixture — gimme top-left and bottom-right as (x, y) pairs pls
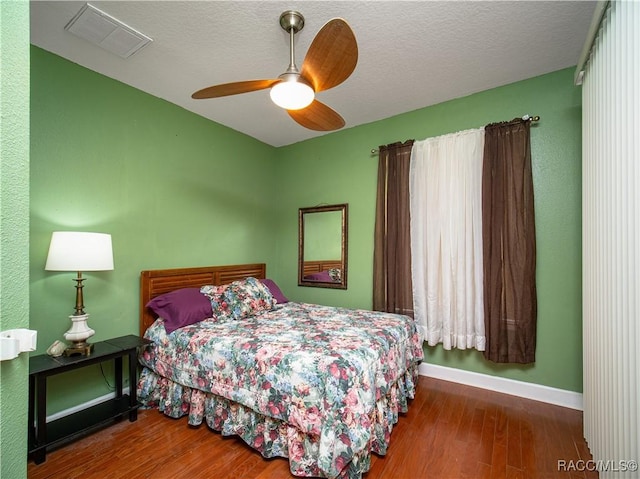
(270, 74), (314, 110)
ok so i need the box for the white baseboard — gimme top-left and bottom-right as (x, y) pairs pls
(46, 387), (131, 423)
(419, 363), (583, 410)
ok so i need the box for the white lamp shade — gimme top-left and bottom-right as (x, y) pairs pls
(270, 80), (314, 110)
(45, 232), (114, 271)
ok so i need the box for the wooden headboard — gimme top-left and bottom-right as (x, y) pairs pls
(139, 263), (266, 336)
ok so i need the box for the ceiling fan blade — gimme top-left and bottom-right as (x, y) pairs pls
(287, 100), (345, 131)
(300, 18), (358, 93)
(192, 79), (280, 99)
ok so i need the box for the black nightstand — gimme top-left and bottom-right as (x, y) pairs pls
(28, 334), (151, 464)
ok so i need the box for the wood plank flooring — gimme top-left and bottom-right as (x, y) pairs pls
(28, 376), (597, 479)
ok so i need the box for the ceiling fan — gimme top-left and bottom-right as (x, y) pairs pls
(191, 11), (358, 131)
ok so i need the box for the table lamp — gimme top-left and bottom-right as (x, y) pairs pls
(45, 231), (114, 356)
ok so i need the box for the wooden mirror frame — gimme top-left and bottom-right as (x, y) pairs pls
(298, 204), (348, 289)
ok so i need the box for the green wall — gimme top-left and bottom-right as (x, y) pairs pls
(29, 45), (582, 426)
(29, 46), (279, 413)
(304, 210), (342, 260)
(275, 68), (582, 392)
(0, 1), (30, 477)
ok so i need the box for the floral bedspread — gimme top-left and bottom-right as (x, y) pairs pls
(138, 302), (423, 478)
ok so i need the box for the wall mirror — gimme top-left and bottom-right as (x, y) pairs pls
(298, 203), (348, 289)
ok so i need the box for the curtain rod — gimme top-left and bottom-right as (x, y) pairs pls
(370, 114), (540, 155)
(574, 0), (609, 85)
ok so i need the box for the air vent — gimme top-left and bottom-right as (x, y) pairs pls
(65, 3), (152, 59)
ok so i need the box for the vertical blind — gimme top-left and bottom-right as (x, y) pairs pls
(581, 1), (639, 475)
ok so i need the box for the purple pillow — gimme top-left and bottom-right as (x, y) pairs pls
(304, 271), (333, 282)
(146, 288), (213, 334)
(260, 278), (289, 304)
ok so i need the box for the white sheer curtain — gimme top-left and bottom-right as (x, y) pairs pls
(410, 128), (486, 350)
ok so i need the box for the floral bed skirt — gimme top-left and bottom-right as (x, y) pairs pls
(137, 362), (420, 479)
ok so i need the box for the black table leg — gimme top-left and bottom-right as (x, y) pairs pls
(114, 356), (123, 399)
(128, 349), (138, 421)
(34, 375), (47, 464)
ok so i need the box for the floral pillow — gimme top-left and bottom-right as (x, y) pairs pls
(328, 268), (342, 282)
(200, 277), (276, 321)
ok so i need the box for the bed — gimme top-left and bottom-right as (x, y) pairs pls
(302, 260), (343, 283)
(137, 264), (423, 479)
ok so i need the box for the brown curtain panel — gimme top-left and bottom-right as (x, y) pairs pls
(482, 119), (537, 363)
(373, 140), (415, 315)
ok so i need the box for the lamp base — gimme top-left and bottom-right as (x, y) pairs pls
(64, 341), (94, 356)
(63, 314), (95, 356)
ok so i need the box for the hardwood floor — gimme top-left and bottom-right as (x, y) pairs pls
(28, 376), (597, 479)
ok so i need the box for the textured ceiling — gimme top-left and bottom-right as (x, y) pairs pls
(30, 1), (596, 147)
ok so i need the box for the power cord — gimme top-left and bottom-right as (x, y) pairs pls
(99, 363), (115, 391)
